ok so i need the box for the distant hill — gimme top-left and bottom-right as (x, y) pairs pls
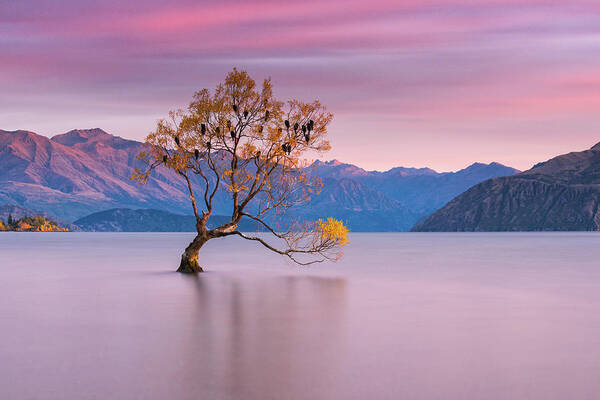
(74, 208), (258, 232)
(413, 142), (600, 231)
(0, 128), (519, 231)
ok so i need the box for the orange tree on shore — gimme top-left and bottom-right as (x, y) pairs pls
(133, 68), (349, 272)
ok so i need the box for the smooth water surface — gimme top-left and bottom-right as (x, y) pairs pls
(1, 232), (600, 399)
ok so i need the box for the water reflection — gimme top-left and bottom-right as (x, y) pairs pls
(178, 274), (348, 400)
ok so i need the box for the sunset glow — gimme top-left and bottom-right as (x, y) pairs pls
(2, 0), (599, 170)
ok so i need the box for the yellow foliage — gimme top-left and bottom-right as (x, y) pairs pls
(16, 221), (32, 231)
(2, 216), (68, 232)
(316, 218), (349, 246)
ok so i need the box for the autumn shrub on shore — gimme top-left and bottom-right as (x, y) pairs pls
(0, 215), (68, 232)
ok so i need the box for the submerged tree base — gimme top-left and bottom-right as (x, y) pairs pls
(177, 257), (204, 273)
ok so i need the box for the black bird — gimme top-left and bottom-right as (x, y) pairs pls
(201, 123), (206, 135)
(294, 122), (299, 132)
(304, 133), (310, 144)
(174, 136), (180, 146)
(308, 120), (314, 130)
(194, 149), (200, 160)
(232, 104), (238, 113)
(281, 144), (286, 153)
(215, 127), (220, 134)
(258, 125), (263, 133)
(265, 110), (270, 121)
(163, 155), (168, 163)
(230, 130), (236, 140)
(244, 110), (249, 118)
(284, 120), (290, 129)
(302, 125), (306, 133)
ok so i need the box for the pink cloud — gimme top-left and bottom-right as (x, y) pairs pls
(2, 0), (600, 171)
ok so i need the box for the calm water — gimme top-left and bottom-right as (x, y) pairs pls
(1, 233), (600, 400)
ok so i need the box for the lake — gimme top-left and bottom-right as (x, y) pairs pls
(1, 232), (600, 399)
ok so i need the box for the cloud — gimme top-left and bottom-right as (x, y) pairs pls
(1, 0), (599, 170)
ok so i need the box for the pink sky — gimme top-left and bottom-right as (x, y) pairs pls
(2, 0), (600, 171)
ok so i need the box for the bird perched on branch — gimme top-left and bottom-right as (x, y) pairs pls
(281, 143), (292, 155)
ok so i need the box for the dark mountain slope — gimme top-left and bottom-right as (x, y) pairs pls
(413, 142), (600, 231)
(74, 208), (258, 232)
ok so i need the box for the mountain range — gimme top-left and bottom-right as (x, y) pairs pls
(0, 128), (519, 231)
(413, 141), (600, 231)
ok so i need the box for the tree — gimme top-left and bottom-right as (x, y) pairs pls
(7, 214), (13, 227)
(133, 68), (349, 273)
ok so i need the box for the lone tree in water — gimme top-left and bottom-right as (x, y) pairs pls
(133, 68), (349, 272)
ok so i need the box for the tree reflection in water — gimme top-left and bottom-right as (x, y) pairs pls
(175, 273), (347, 400)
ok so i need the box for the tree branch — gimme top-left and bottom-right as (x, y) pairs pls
(231, 231), (326, 266)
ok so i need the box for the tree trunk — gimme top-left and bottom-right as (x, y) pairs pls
(177, 234), (207, 273)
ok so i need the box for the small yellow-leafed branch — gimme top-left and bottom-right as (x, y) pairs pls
(316, 218), (350, 246)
